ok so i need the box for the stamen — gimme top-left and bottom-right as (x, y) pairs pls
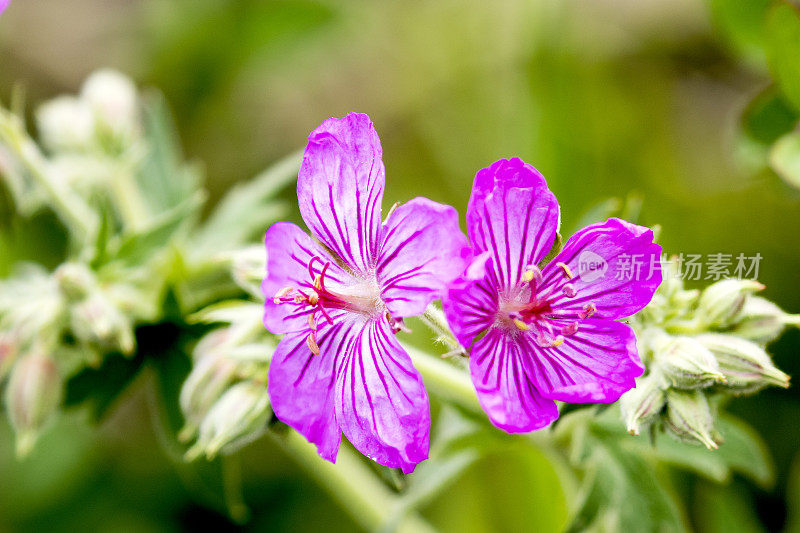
(556, 262), (574, 279)
(308, 292), (319, 305)
(273, 287), (293, 304)
(562, 322), (579, 336)
(308, 313), (317, 331)
(579, 303), (596, 319)
(521, 265), (542, 285)
(551, 335), (565, 347)
(512, 318), (530, 331)
(306, 333), (320, 355)
(562, 283), (577, 298)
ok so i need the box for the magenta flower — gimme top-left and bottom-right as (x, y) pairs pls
(262, 113), (468, 472)
(443, 158), (662, 432)
(0, 0), (9, 14)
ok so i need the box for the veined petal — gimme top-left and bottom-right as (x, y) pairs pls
(467, 158), (560, 289)
(442, 253), (497, 349)
(297, 113), (385, 274)
(540, 217), (662, 320)
(525, 318), (643, 403)
(469, 328), (559, 433)
(378, 197), (470, 317)
(261, 222), (352, 335)
(335, 317), (429, 474)
(268, 314), (352, 463)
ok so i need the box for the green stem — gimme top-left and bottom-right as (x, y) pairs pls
(221, 454), (250, 524)
(401, 342), (480, 413)
(420, 304), (463, 353)
(0, 110), (97, 241)
(267, 429), (436, 533)
(109, 163), (150, 230)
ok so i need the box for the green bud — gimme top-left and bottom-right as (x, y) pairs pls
(230, 245), (266, 298)
(665, 389), (718, 449)
(185, 381), (271, 460)
(728, 296), (800, 346)
(70, 294), (135, 355)
(696, 333), (790, 394)
(620, 373), (666, 435)
(36, 96), (95, 152)
(697, 279), (764, 329)
(179, 352), (239, 441)
(4, 352), (63, 456)
(656, 336), (726, 389)
(54, 262), (96, 301)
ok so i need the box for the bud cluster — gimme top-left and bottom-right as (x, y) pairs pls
(621, 260), (794, 448)
(180, 299), (274, 461)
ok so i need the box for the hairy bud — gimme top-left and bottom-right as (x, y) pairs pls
(4, 352), (62, 456)
(620, 372), (666, 435)
(656, 336), (725, 389)
(696, 333), (790, 394)
(179, 353), (239, 441)
(70, 294), (135, 355)
(185, 381), (271, 460)
(665, 389), (718, 449)
(81, 69), (139, 142)
(728, 296), (800, 346)
(697, 279), (764, 329)
(36, 96), (95, 152)
(54, 262), (96, 301)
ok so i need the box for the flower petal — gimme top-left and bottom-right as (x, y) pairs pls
(442, 253), (497, 348)
(525, 318), (643, 403)
(297, 113), (385, 274)
(540, 217), (662, 320)
(378, 197), (470, 317)
(469, 328), (559, 433)
(467, 158), (560, 289)
(335, 317), (429, 473)
(261, 222), (352, 335)
(268, 317), (351, 463)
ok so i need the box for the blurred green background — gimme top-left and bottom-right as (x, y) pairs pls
(1, 0), (799, 531)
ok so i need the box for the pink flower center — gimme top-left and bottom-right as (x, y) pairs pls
(272, 257), (402, 354)
(497, 263), (597, 347)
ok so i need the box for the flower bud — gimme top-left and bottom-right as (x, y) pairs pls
(54, 262), (96, 301)
(664, 389), (718, 449)
(231, 245), (266, 298)
(36, 96), (95, 152)
(620, 373), (666, 435)
(655, 336), (726, 389)
(697, 279), (764, 329)
(728, 296), (800, 346)
(0, 331), (19, 380)
(70, 294), (135, 355)
(179, 353), (238, 441)
(4, 352), (62, 456)
(695, 333), (790, 394)
(185, 381), (271, 460)
(81, 69), (139, 142)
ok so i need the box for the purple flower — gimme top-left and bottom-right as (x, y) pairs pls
(0, 0), (9, 14)
(443, 158), (662, 432)
(262, 113), (469, 472)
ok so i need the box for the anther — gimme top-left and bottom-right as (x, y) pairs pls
(307, 292), (319, 305)
(273, 287), (293, 304)
(306, 333), (320, 355)
(562, 322), (579, 336)
(556, 262), (574, 279)
(512, 318), (530, 331)
(562, 283), (577, 298)
(308, 313), (317, 331)
(551, 335), (565, 347)
(579, 302), (596, 319)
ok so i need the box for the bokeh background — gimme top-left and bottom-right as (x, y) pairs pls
(1, 0), (799, 531)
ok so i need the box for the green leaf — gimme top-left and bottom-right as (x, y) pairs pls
(538, 232), (563, 269)
(766, 1), (800, 112)
(713, 415), (774, 487)
(138, 91), (203, 212)
(190, 151), (300, 258)
(707, 0), (773, 63)
(769, 130), (800, 189)
(693, 481), (767, 533)
(113, 192), (204, 265)
(741, 85), (799, 146)
(64, 352), (146, 422)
